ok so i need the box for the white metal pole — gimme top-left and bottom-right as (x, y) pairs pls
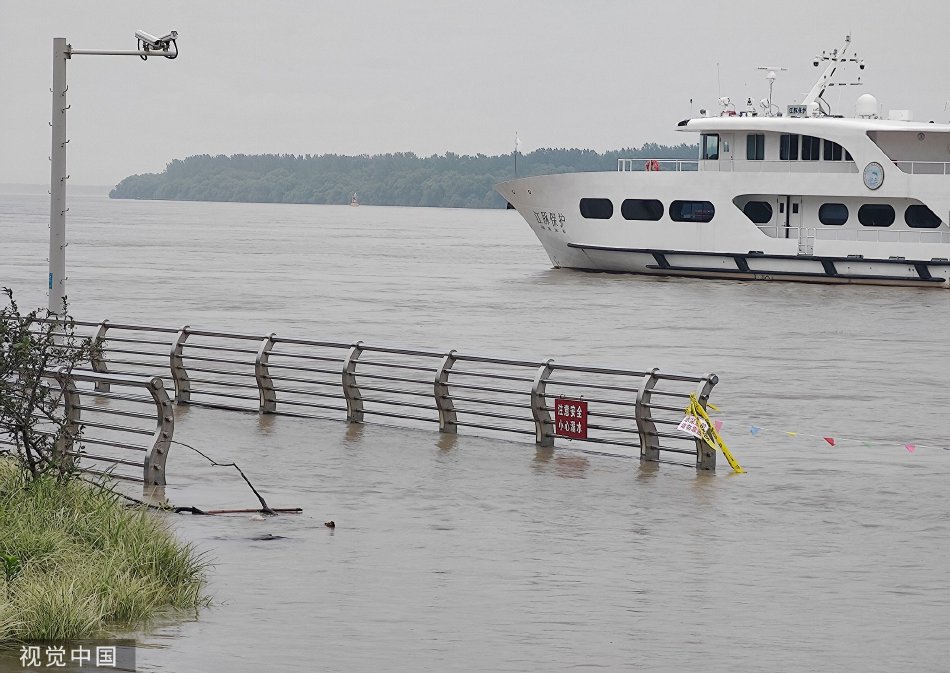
(48, 37), (69, 316)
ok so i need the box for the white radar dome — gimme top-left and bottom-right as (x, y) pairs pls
(855, 94), (879, 119)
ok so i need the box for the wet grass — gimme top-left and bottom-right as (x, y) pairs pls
(0, 458), (208, 643)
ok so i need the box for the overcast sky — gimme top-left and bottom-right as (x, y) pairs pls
(2, 0), (948, 185)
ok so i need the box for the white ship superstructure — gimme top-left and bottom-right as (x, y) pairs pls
(497, 37), (950, 287)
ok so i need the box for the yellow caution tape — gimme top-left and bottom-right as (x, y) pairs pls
(686, 393), (745, 474)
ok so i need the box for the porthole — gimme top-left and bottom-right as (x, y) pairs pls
(579, 198), (613, 219)
(905, 204), (942, 228)
(621, 199), (664, 221)
(858, 204), (895, 227)
(670, 200), (715, 223)
(819, 203), (849, 225)
(742, 201), (773, 224)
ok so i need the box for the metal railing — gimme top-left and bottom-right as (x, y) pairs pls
(813, 228), (950, 244)
(30, 320), (722, 470)
(893, 161), (950, 175)
(0, 369), (173, 487)
(701, 159), (858, 174)
(754, 224), (950, 245)
(617, 158), (698, 172)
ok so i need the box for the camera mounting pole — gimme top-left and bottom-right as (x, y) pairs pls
(48, 33), (178, 316)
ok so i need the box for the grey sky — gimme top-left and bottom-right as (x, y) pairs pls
(2, 0), (947, 186)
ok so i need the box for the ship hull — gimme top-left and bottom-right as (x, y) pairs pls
(496, 170), (950, 287)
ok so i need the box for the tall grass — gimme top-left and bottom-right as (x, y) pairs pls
(0, 458), (208, 643)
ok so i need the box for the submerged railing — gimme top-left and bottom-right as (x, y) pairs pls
(29, 320), (722, 470)
(0, 369), (173, 487)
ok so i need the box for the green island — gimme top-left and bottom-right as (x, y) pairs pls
(109, 144), (698, 208)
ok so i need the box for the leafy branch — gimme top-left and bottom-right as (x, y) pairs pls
(0, 289), (101, 481)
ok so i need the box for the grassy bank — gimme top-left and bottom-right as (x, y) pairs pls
(0, 458), (207, 642)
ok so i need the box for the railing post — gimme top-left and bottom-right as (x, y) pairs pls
(255, 333), (277, 413)
(434, 350), (457, 434)
(635, 369), (661, 462)
(53, 369), (81, 467)
(143, 376), (174, 487)
(91, 319), (111, 392)
(530, 359), (555, 447)
(170, 325), (191, 404)
(694, 374), (719, 471)
(342, 341), (364, 423)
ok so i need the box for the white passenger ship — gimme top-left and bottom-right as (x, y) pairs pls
(497, 37), (950, 287)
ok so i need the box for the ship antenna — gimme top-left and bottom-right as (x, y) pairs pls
(801, 34), (865, 116)
(756, 65), (787, 117)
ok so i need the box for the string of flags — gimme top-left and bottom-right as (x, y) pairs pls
(713, 417), (948, 454)
(677, 397), (949, 473)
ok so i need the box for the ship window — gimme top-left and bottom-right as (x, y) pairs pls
(823, 140), (844, 161)
(746, 134), (765, 160)
(905, 205), (942, 228)
(701, 134), (720, 160)
(801, 135), (821, 160)
(670, 200), (715, 223)
(780, 134), (799, 160)
(621, 199), (664, 221)
(858, 204), (895, 227)
(819, 203), (848, 225)
(579, 198), (613, 219)
(742, 201), (773, 224)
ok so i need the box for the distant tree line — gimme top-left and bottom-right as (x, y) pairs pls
(109, 144), (698, 209)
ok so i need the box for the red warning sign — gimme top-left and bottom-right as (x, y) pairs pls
(554, 398), (588, 439)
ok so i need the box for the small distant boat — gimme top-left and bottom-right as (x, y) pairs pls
(350, 192), (359, 207)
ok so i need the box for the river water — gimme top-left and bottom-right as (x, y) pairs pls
(1, 186), (948, 672)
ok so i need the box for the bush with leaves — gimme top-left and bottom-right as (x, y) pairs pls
(0, 289), (100, 481)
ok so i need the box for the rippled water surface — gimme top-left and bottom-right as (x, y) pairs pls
(1, 186), (948, 672)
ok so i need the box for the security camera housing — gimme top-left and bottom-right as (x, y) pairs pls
(134, 30), (161, 48)
(135, 29), (178, 50)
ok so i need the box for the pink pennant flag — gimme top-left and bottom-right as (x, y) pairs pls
(714, 420), (723, 433)
(824, 437), (836, 447)
(904, 444), (916, 453)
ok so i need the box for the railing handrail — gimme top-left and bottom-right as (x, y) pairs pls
(0, 368), (174, 488)
(28, 318), (723, 470)
(756, 223), (950, 244)
(29, 318), (716, 385)
(892, 160), (950, 175)
(618, 158), (698, 172)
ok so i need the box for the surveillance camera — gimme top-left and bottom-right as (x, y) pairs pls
(859, 59), (866, 70)
(135, 29), (177, 49)
(813, 59), (819, 67)
(135, 29), (178, 59)
(135, 30), (161, 48)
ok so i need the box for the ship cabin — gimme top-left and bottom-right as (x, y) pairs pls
(658, 113), (950, 244)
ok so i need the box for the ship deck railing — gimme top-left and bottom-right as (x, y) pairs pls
(893, 160), (950, 175)
(619, 158), (862, 173)
(617, 158), (698, 172)
(622, 158), (950, 176)
(756, 224), (950, 245)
